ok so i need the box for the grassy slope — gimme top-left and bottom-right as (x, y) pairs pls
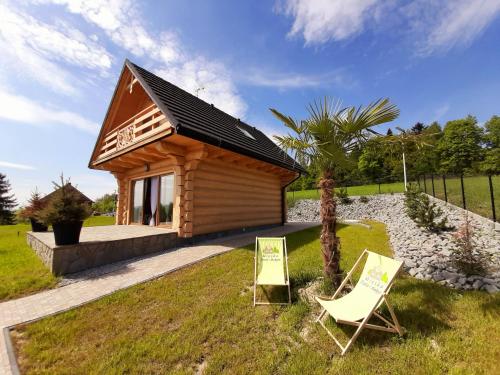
(0, 216), (115, 302)
(287, 175), (500, 220)
(13, 223), (500, 374)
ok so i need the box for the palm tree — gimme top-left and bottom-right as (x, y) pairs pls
(271, 98), (399, 284)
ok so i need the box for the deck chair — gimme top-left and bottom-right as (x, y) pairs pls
(253, 237), (291, 306)
(315, 249), (404, 355)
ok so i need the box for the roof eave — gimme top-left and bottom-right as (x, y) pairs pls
(176, 123), (306, 174)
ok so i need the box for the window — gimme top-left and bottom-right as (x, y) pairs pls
(129, 173), (174, 225)
(159, 174), (174, 223)
(236, 126), (255, 140)
(131, 179), (144, 223)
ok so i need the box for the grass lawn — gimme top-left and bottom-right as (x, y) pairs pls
(429, 175), (499, 221)
(287, 175), (499, 221)
(0, 216), (115, 302)
(12, 223), (500, 374)
(286, 181), (406, 205)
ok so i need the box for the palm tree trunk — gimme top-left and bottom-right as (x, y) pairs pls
(319, 170), (341, 285)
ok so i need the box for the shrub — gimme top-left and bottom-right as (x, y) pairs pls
(19, 189), (47, 220)
(359, 195), (369, 203)
(404, 183), (450, 232)
(450, 215), (489, 276)
(336, 187), (352, 204)
(36, 176), (91, 225)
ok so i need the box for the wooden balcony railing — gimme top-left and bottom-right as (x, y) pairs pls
(97, 104), (169, 160)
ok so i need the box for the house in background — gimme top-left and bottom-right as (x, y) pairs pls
(89, 60), (305, 239)
(41, 183), (93, 207)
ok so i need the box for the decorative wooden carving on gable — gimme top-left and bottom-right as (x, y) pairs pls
(90, 66), (172, 166)
(97, 103), (168, 161)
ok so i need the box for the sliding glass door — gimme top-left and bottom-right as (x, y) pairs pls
(131, 179), (144, 223)
(130, 173), (174, 226)
(159, 174), (174, 224)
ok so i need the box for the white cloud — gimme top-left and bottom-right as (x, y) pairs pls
(280, 0), (378, 44)
(49, 0), (182, 62)
(40, 0), (247, 118)
(416, 0), (500, 55)
(244, 68), (353, 89)
(279, 0), (500, 55)
(0, 2), (113, 94)
(0, 88), (99, 134)
(0, 161), (36, 170)
(156, 58), (247, 118)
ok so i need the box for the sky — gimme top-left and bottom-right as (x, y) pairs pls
(1, 0), (500, 205)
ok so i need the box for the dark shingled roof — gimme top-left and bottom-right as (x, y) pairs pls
(126, 60), (305, 174)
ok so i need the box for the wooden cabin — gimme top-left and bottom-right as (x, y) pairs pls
(89, 60), (305, 239)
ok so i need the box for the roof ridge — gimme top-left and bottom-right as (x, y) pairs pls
(126, 60), (306, 174)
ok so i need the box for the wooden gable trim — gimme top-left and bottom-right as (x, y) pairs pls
(89, 60), (179, 169)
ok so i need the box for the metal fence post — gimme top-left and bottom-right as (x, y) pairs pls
(488, 175), (497, 222)
(460, 174), (466, 210)
(431, 174), (435, 197)
(423, 175), (427, 194)
(442, 175), (448, 203)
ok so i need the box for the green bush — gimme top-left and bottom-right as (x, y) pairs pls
(359, 195), (369, 203)
(404, 183), (450, 232)
(336, 187), (352, 204)
(36, 176), (91, 225)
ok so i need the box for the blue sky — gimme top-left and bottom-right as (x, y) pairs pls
(1, 0), (500, 204)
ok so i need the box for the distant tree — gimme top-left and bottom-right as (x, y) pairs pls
(0, 173), (17, 225)
(92, 193), (117, 213)
(411, 122), (425, 134)
(386, 128), (393, 136)
(384, 126), (435, 188)
(480, 115), (500, 174)
(358, 139), (386, 182)
(413, 122), (442, 174)
(438, 115), (483, 174)
(483, 115), (500, 148)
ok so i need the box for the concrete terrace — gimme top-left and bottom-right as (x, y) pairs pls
(27, 225), (179, 275)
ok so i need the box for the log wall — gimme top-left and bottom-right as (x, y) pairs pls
(191, 158), (282, 235)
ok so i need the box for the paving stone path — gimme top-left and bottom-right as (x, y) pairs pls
(0, 223), (317, 375)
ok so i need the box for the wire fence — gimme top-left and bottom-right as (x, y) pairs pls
(416, 174), (499, 223)
(286, 173), (499, 223)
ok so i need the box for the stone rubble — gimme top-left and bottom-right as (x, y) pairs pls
(288, 194), (499, 293)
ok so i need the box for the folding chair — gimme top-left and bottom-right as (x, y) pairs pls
(253, 237), (291, 306)
(315, 249), (404, 355)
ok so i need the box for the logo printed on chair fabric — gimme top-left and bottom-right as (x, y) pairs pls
(261, 244), (281, 261)
(360, 265), (389, 293)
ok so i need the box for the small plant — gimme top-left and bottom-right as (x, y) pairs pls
(450, 215), (488, 276)
(404, 183), (450, 232)
(36, 176), (91, 226)
(20, 189), (49, 231)
(19, 189), (46, 220)
(404, 183), (421, 220)
(336, 187), (352, 204)
(359, 195), (369, 203)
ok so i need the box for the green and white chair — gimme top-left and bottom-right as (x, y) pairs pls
(253, 237), (291, 306)
(315, 249), (404, 355)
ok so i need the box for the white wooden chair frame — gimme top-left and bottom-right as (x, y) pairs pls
(253, 237), (291, 306)
(316, 249), (404, 355)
